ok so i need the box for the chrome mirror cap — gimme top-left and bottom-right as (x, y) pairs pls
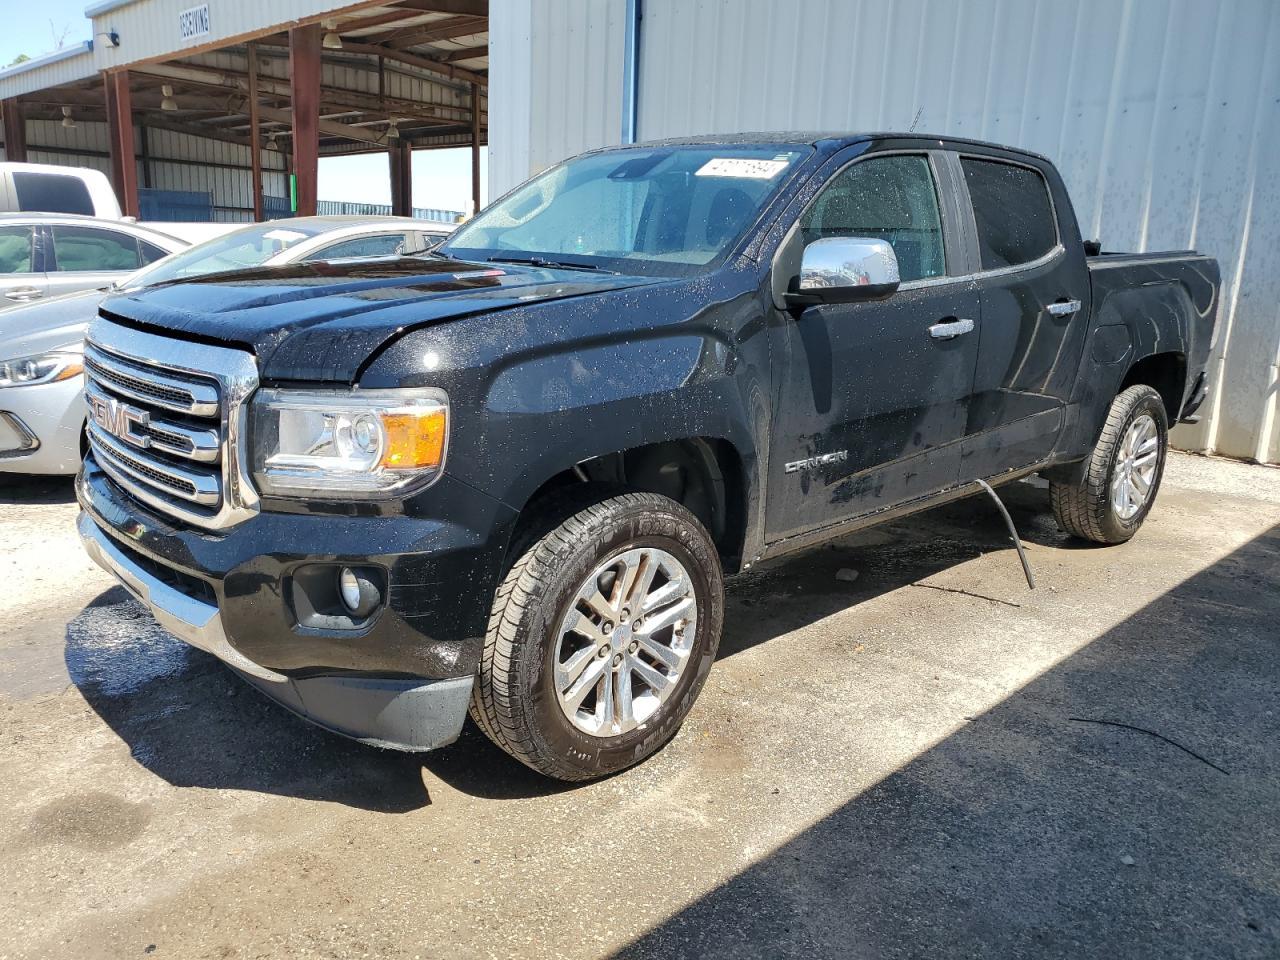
(790, 237), (901, 306)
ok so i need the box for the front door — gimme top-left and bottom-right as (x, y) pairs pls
(765, 151), (981, 544)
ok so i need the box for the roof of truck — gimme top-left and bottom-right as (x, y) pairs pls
(609, 131), (1052, 164)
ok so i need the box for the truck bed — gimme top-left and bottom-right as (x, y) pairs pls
(1085, 249), (1220, 418)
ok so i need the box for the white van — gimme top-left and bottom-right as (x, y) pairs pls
(0, 162), (122, 219)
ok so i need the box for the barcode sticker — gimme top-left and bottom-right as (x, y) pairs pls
(695, 158), (790, 179)
(263, 230), (307, 243)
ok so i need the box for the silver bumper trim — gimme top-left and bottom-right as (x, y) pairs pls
(77, 512), (286, 683)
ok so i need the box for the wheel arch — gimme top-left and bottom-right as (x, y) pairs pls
(510, 437), (751, 573)
(1118, 351), (1186, 425)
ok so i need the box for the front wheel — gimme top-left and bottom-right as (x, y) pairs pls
(470, 491), (724, 781)
(1050, 384), (1169, 544)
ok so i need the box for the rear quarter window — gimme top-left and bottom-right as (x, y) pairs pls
(960, 158), (1058, 270)
(13, 172), (95, 216)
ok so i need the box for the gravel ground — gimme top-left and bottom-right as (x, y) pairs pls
(0, 451), (1277, 960)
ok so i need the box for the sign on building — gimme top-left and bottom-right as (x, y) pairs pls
(179, 4), (211, 42)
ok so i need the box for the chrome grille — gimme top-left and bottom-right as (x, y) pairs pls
(84, 318), (260, 529)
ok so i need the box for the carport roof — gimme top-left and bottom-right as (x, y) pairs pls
(0, 1), (488, 154)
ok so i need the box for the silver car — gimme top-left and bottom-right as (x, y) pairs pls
(0, 216), (453, 475)
(0, 213), (189, 305)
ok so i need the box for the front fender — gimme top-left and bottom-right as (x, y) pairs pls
(361, 271), (773, 553)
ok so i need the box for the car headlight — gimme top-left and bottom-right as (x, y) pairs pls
(250, 388), (448, 498)
(0, 345), (84, 388)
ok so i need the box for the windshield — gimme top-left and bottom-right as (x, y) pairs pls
(441, 145), (809, 276)
(123, 221), (330, 288)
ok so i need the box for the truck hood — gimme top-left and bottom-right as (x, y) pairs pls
(98, 256), (661, 382)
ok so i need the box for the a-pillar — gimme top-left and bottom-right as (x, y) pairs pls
(103, 72), (139, 217)
(289, 24), (321, 217)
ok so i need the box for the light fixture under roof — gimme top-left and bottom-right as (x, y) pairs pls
(265, 131), (279, 151)
(60, 106), (76, 129)
(386, 118), (400, 140)
(160, 84), (178, 111)
(322, 19), (343, 50)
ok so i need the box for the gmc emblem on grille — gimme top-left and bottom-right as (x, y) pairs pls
(89, 394), (151, 448)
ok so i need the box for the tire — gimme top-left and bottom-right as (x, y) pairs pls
(470, 490), (724, 781)
(1050, 384), (1169, 544)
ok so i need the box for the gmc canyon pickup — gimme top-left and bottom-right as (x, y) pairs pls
(77, 134), (1219, 781)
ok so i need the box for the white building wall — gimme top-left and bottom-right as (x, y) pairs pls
(490, 0), (1280, 463)
(489, 0), (624, 199)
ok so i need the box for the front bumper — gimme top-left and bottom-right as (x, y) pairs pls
(0, 375), (85, 475)
(79, 511), (474, 749)
(76, 460), (517, 751)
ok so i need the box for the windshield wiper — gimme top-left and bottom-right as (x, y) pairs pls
(487, 255), (614, 274)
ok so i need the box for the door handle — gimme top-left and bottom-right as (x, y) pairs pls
(1047, 299), (1082, 317)
(928, 317), (975, 340)
(4, 286), (44, 302)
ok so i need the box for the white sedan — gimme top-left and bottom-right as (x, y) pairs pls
(0, 216), (453, 475)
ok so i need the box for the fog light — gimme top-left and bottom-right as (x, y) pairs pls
(337, 566), (380, 618)
(339, 568), (361, 610)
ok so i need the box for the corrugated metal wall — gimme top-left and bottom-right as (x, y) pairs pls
(492, 0), (1280, 463)
(489, 0), (624, 199)
(12, 118), (290, 222)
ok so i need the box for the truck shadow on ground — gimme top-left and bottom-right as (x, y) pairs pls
(0, 474), (77, 506)
(611, 523), (1280, 960)
(66, 481), (1071, 808)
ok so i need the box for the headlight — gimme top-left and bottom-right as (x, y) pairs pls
(250, 388), (448, 498)
(0, 345), (84, 388)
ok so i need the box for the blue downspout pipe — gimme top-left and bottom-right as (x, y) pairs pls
(621, 0), (642, 144)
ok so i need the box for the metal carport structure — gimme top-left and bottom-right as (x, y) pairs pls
(0, 0), (488, 222)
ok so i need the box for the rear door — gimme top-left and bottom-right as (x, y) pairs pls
(765, 148), (982, 543)
(952, 152), (1092, 478)
(0, 223), (48, 304)
(45, 223), (145, 296)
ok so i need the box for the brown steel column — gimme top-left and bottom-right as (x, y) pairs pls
(389, 140), (412, 217)
(1, 99), (27, 163)
(470, 82), (481, 216)
(103, 72), (139, 218)
(289, 24), (322, 217)
(247, 42), (264, 221)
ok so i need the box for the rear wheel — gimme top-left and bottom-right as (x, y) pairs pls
(470, 491), (724, 781)
(1050, 384), (1169, 544)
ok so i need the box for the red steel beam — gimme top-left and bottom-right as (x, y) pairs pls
(389, 139), (412, 216)
(104, 72), (139, 218)
(247, 42), (264, 221)
(1, 99), (27, 162)
(470, 82), (481, 216)
(289, 24), (322, 217)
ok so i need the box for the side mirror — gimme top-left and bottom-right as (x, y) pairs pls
(785, 237), (901, 307)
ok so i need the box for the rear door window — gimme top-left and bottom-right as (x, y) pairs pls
(13, 172), (95, 216)
(50, 225), (143, 272)
(960, 158), (1058, 270)
(0, 226), (36, 274)
(303, 233), (407, 261)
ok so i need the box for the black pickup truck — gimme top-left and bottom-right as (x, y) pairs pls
(77, 133), (1219, 780)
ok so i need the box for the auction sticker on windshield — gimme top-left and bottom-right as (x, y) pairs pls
(696, 158), (790, 179)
